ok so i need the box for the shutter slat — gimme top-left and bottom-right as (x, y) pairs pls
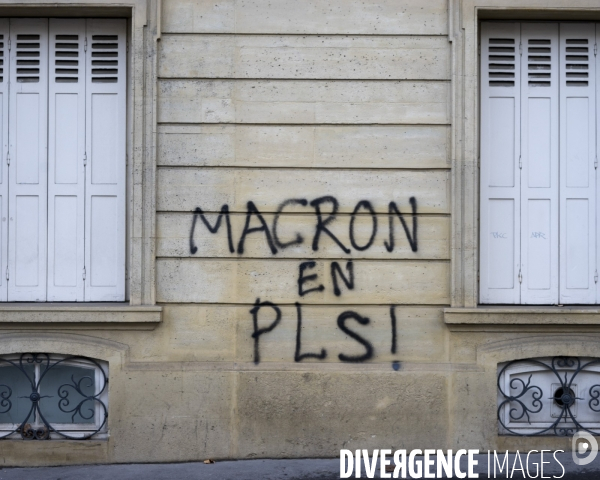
(47, 19), (86, 301)
(559, 23), (597, 304)
(480, 22), (522, 304)
(7, 19), (48, 301)
(520, 23), (560, 304)
(84, 19), (126, 301)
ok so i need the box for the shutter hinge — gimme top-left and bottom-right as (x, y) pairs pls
(84, 37), (87, 52)
(83, 152), (87, 167)
(596, 156), (598, 169)
(6, 152), (9, 166)
(82, 266), (86, 281)
(5, 266), (8, 282)
(519, 42), (522, 56)
(7, 38), (10, 51)
(595, 43), (598, 56)
(595, 270), (598, 284)
(518, 269), (522, 284)
(519, 155), (522, 169)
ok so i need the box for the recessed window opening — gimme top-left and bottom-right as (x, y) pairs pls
(0, 353), (108, 440)
(480, 21), (600, 305)
(0, 18), (126, 302)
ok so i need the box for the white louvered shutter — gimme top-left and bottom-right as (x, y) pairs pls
(0, 20), (8, 301)
(520, 23), (560, 304)
(7, 19), (48, 301)
(47, 19), (86, 301)
(84, 19), (126, 301)
(597, 24), (600, 303)
(559, 23), (597, 304)
(480, 22), (522, 304)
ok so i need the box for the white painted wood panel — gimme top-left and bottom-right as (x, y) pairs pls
(8, 19), (48, 301)
(596, 24), (600, 303)
(84, 19), (126, 301)
(47, 19), (86, 301)
(479, 22), (521, 304)
(0, 20), (9, 301)
(559, 23), (596, 304)
(520, 23), (559, 304)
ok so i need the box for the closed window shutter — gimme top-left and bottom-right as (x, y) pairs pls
(480, 22), (522, 304)
(0, 19), (8, 301)
(520, 23), (559, 304)
(47, 19), (86, 301)
(7, 19), (48, 301)
(559, 23), (597, 304)
(84, 19), (126, 301)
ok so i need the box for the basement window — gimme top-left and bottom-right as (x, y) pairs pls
(0, 353), (108, 439)
(498, 356), (600, 435)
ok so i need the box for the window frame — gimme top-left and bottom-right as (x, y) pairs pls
(0, 353), (108, 440)
(0, 0), (160, 318)
(449, 2), (600, 312)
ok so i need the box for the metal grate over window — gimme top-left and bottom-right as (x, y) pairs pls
(0, 353), (108, 440)
(498, 357), (600, 436)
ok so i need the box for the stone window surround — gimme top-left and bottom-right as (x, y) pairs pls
(446, 0), (600, 326)
(0, 0), (161, 327)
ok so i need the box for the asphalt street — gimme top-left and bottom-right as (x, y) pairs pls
(0, 452), (600, 480)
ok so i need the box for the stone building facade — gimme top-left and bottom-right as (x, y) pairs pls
(0, 0), (598, 466)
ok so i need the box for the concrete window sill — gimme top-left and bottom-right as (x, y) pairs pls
(444, 306), (600, 332)
(0, 303), (162, 330)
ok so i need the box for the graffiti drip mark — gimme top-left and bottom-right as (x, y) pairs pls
(384, 197), (418, 253)
(250, 298), (282, 365)
(309, 196), (351, 254)
(331, 261), (354, 297)
(294, 302), (327, 362)
(390, 305), (397, 355)
(336, 311), (374, 363)
(237, 201), (278, 255)
(189, 205), (234, 254)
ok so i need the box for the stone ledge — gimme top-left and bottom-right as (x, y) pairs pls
(444, 307), (600, 332)
(0, 303), (162, 330)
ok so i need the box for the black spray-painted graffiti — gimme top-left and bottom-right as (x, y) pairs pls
(189, 196), (420, 367)
(251, 299), (403, 366)
(189, 196), (418, 256)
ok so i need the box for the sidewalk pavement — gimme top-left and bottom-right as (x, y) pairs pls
(0, 453), (599, 480)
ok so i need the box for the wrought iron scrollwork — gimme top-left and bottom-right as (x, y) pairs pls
(498, 356), (600, 436)
(0, 353), (107, 440)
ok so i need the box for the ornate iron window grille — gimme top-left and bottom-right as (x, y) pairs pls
(498, 356), (600, 436)
(0, 353), (108, 440)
